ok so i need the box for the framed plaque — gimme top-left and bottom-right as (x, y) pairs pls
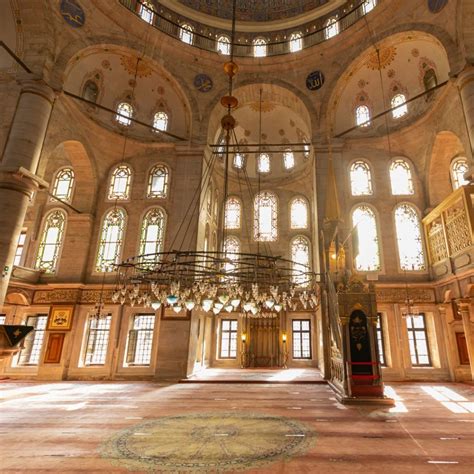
(47, 305), (75, 331)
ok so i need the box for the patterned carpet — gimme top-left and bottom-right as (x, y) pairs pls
(101, 412), (315, 472)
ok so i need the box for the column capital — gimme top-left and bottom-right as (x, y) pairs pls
(17, 77), (57, 105)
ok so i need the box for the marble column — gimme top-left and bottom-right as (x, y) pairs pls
(457, 299), (474, 381)
(0, 78), (56, 307)
(457, 66), (474, 156)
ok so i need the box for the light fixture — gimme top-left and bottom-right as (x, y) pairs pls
(112, 0), (320, 318)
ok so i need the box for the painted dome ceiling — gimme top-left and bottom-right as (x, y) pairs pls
(176, 0), (330, 22)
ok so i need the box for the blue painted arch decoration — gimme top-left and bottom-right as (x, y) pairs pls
(428, 0), (448, 13)
(60, 0), (86, 28)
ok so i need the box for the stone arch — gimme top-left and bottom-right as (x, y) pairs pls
(40, 140), (98, 214)
(5, 290), (31, 306)
(428, 131), (467, 207)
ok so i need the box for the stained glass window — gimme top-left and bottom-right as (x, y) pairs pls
(17, 315), (48, 366)
(217, 35), (231, 55)
(292, 320), (311, 359)
(14, 231), (27, 266)
(290, 197), (308, 229)
(253, 38), (267, 57)
(139, 1), (154, 23)
(36, 210), (67, 274)
(180, 24), (194, 45)
(139, 208), (166, 266)
(84, 315), (112, 366)
(220, 319), (238, 358)
(224, 236), (240, 276)
(96, 208), (126, 272)
(291, 236), (311, 287)
(406, 314), (431, 366)
(52, 167), (75, 202)
(363, 0), (377, 14)
(290, 32), (303, 53)
(258, 153), (270, 174)
(108, 165), (132, 200)
(147, 165), (169, 198)
(356, 105), (371, 127)
(233, 153), (245, 170)
(283, 149), (295, 170)
(350, 161), (373, 196)
(115, 102), (133, 126)
(153, 111), (169, 132)
(451, 158), (469, 190)
(390, 159), (414, 195)
(391, 93), (408, 119)
(125, 314), (156, 366)
(254, 191), (277, 241)
(325, 18), (339, 39)
(225, 198), (241, 229)
(395, 204), (426, 271)
(352, 205), (381, 271)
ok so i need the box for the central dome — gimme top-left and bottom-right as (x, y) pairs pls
(177, 0), (330, 22)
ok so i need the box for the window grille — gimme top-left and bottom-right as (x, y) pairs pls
(254, 191), (277, 242)
(290, 197), (308, 229)
(283, 149), (295, 170)
(257, 153), (271, 174)
(292, 320), (311, 359)
(225, 197), (241, 229)
(126, 314), (155, 366)
(291, 236), (311, 287)
(406, 314), (431, 366)
(391, 94), (408, 119)
(115, 102), (133, 126)
(147, 165), (169, 198)
(139, 208), (166, 266)
(217, 35), (231, 55)
(84, 315), (112, 366)
(451, 158), (469, 190)
(108, 165), (132, 200)
(96, 208), (126, 271)
(289, 32), (303, 53)
(153, 111), (169, 132)
(390, 159), (414, 195)
(18, 315), (48, 365)
(219, 319), (238, 358)
(356, 105), (371, 127)
(253, 38), (267, 57)
(352, 205), (381, 271)
(350, 161), (373, 196)
(52, 168), (75, 202)
(36, 210), (66, 274)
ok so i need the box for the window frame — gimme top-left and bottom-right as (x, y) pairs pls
(290, 196), (309, 230)
(115, 102), (134, 127)
(324, 17), (339, 40)
(355, 104), (371, 128)
(254, 191), (278, 242)
(124, 313), (156, 367)
(179, 23), (194, 45)
(290, 236), (312, 287)
(257, 153), (271, 175)
(219, 319), (238, 359)
(138, 207), (167, 266)
(224, 197), (242, 230)
(35, 209), (67, 275)
(82, 314), (112, 366)
(146, 164), (169, 199)
(138, 0), (155, 24)
(51, 167), (75, 203)
(450, 157), (470, 190)
(376, 312), (386, 367)
(405, 313), (432, 367)
(253, 37), (268, 58)
(108, 164), (132, 201)
(16, 315), (48, 366)
(389, 158), (415, 196)
(14, 230), (28, 267)
(349, 159), (374, 196)
(217, 35), (231, 55)
(292, 319), (312, 359)
(391, 93), (408, 119)
(289, 32), (303, 53)
(152, 111), (169, 133)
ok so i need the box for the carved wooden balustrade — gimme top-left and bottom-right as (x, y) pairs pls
(423, 185), (474, 279)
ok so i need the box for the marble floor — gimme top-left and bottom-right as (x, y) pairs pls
(0, 380), (473, 473)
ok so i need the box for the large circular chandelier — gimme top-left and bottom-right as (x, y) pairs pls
(112, 0), (320, 318)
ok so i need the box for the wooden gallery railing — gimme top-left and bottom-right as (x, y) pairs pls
(423, 185), (474, 276)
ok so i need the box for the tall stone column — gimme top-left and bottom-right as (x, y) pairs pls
(0, 78), (55, 307)
(457, 66), (474, 155)
(457, 299), (474, 381)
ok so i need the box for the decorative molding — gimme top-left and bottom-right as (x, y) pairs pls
(375, 287), (435, 303)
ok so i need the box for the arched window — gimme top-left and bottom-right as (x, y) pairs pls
(350, 161), (373, 196)
(257, 153), (270, 174)
(96, 208), (126, 272)
(356, 105), (371, 127)
(290, 197), (308, 229)
(108, 165), (132, 200)
(423, 68), (438, 94)
(82, 80), (99, 103)
(391, 94), (408, 119)
(451, 157), (469, 190)
(390, 159), (414, 195)
(147, 164), (169, 198)
(36, 210), (67, 274)
(217, 35), (231, 55)
(180, 24), (194, 45)
(362, 0), (377, 14)
(352, 205), (381, 271)
(224, 236), (240, 276)
(115, 102), (133, 126)
(139, 1), (154, 24)
(233, 153), (245, 170)
(225, 197), (241, 229)
(254, 191), (277, 242)
(291, 236), (311, 287)
(289, 32), (303, 53)
(139, 208), (166, 266)
(253, 38), (267, 58)
(283, 149), (295, 170)
(153, 111), (169, 132)
(325, 18), (339, 39)
(394, 204), (426, 271)
(52, 168), (75, 203)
